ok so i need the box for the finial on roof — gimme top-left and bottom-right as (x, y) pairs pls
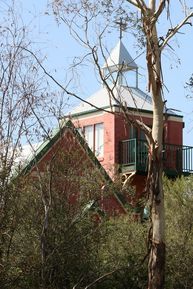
(114, 17), (128, 40)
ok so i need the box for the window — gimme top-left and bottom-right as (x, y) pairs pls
(84, 123), (104, 157)
(95, 123), (104, 157)
(84, 125), (94, 151)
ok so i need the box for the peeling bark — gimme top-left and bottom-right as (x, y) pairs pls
(148, 240), (165, 289)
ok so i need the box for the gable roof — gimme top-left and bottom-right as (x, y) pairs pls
(69, 85), (183, 119)
(22, 120), (109, 179)
(21, 119), (127, 213)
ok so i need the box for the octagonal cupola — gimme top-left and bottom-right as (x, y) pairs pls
(102, 40), (138, 88)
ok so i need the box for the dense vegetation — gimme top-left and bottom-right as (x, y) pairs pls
(0, 172), (193, 289)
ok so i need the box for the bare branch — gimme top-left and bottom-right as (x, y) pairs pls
(84, 269), (118, 289)
(161, 11), (193, 51)
(126, 0), (141, 9)
(73, 276), (84, 289)
(21, 47), (115, 116)
(126, 0), (147, 12)
(153, 0), (167, 23)
(22, 46), (152, 149)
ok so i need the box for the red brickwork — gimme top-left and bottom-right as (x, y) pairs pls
(72, 111), (183, 200)
(29, 128), (125, 216)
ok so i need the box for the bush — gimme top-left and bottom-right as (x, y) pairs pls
(164, 176), (193, 289)
(1, 171), (193, 289)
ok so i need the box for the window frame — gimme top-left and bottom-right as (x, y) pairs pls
(83, 123), (104, 158)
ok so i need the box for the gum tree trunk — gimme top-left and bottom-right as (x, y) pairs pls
(143, 1), (165, 288)
(148, 95), (165, 289)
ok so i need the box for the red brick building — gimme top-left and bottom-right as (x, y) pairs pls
(69, 40), (192, 199)
(22, 120), (127, 216)
(23, 40), (193, 216)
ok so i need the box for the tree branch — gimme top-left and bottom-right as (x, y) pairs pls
(126, 0), (141, 9)
(126, 0), (147, 14)
(153, 0), (167, 23)
(84, 269), (118, 289)
(21, 47), (115, 116)
(161, 11), (193, 51)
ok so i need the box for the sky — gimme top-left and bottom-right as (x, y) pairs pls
(2, 0), (193, 146)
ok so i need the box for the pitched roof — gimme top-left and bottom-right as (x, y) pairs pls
(70, 41), (151, 115)
(102, 40), (138, 73)
(21, 120), (109, 180)
(70, 85), (153, 115)
(69, 39), (181, 118)
(20, 119), (127, 212)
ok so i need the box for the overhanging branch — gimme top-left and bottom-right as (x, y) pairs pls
(20, 47), (115, 116)
(160, 11), (193, 51)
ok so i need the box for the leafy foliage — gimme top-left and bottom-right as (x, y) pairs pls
(1, 174), (192, 289)
(164, 176), (193, 289)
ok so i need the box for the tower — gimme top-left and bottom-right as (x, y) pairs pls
(102, 39), (138, 88)
(70, 39), (184, 183)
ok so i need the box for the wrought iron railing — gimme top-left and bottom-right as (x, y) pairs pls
(120, 139), (193, 175)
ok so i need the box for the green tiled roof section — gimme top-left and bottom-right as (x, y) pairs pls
(22, 126), (63, 175)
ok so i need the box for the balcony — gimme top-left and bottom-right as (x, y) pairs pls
(119, 139), (193, 176)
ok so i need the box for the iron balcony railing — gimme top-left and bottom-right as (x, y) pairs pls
(120, 139), (193, 175)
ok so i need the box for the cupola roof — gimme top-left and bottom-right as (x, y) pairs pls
(102, 40), (138, 73)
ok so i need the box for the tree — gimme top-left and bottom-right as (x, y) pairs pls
(3, 171), (193, 289)
(3, 142), (123, 289)
(164, 175), (193, 289)
(50, 1), (193, 288)
(2, 1), (191, 288)
(30, 144), (108, 289)
(0, 4), (56, 286)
